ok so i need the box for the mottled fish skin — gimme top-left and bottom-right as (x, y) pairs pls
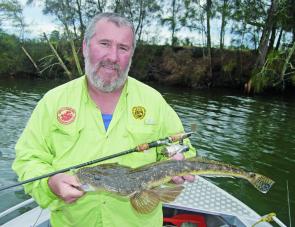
(76, 157), (274, 214)
(76, 157), (274, 196)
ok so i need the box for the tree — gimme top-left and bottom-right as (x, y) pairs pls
(84, 0), (107, 18)
(27, 0), (90, 39)
(160, 0), (184, 46)
(107, 0), (160, 44)
(230, 0), (267, 49)
(181, 0), (207, 52)
(217, 0), (232, 49)
(255, 0), (278, 68)
(0, 0), (26, 39)
(205, 0), (212, 79)
(0, 31), (21, 75)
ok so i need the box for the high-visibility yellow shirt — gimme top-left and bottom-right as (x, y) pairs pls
(13, 76), (195, 227)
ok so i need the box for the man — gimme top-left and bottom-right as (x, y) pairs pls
(13, 13), (195, 226)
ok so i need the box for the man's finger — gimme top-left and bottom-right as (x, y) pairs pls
(171, 153), (184, 161)
(183, 174), (195, 182)
(64, 175), (81, 188)
(61, 183), (85, 200)
(70, 187), (85, 197)
(172, 176), (185, 184)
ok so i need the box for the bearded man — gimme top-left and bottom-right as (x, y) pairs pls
(13, 12), (195, 227)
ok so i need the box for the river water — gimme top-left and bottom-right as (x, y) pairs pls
(0, 77), (294, 226)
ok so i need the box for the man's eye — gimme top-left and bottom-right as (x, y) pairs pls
(119, 46), (129, 51)
(100, 42), (110, 47)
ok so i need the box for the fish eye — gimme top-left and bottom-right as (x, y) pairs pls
(94, 176), (101, 180)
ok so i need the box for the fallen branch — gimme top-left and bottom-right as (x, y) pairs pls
(43, 32), (72, 80)
(21, 46), (40, 73)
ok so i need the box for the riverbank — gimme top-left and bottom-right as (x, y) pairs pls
(131, 46), (255, 89)
(0, 44), (257, 88)
(0, 41), (256, 89)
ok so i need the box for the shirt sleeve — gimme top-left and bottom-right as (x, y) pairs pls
(157, 99), (196, 161)
(12, 97), (58, 208)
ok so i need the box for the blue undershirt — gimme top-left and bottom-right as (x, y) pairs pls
(102, 113), (113, 131)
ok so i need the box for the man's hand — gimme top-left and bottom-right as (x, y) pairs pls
(171, 153), (195, 184)
(48, 173), (85, 203)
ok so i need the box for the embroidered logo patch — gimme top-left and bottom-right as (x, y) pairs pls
(57, 107), (76, 124)
(132, 106), (146, 120)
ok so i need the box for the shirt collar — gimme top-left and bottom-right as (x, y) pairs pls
(82, 75), (130, 103)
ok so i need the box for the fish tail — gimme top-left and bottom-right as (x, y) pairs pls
(248, 173), (275, 193)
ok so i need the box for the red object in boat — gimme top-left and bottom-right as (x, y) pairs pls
(163, 213), (206, 227)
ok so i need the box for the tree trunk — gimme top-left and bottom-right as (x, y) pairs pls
(171, 0), (176, 46)
(267, 21), (277, 53)
(137, 10), (145, 43)
(206, 0), (213, 81)
(280, 41), (295, 89)
(76, 0), (85, 38)
(255, 0), (278, 68)
(43, 33), (72, 80)
(21, 46), (40, 73)
(219, 0), (228, 50)
(274, 28), (283, 50)
(135, 0), (144, 35)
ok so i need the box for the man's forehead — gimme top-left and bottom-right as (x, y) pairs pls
(95, 18), (131, 31)
(93, 19), (133, 44)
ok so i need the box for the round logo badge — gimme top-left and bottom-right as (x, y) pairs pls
(132, 106), (146, 120)
(57, 107), (76, 124)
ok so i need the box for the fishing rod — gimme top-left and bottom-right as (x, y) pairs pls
(0, 131), (193, 192)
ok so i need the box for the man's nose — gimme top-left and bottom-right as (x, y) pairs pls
(106, 46), (119, 62)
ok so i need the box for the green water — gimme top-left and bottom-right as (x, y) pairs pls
(0, 78), (294, 226)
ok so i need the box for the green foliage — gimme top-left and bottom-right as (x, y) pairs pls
(49, 30), (61, 42)
(0, 29), (83, 79)
(251, 70), (272, 93)
(222, 60), (236, 75)
(0, 31), (22, 75)
(0, 0), (26, 39)
(251, 46), (295, 92)
(131, 44), (164, 80)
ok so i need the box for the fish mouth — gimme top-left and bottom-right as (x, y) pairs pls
(79, 184), (94, 192)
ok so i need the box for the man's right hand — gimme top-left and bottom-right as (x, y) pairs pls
(48, 173), (85, 203)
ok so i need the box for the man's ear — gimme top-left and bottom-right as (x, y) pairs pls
(82, 39), (87, 57)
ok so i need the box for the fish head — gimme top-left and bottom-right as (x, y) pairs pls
(77, 170), (118, 193)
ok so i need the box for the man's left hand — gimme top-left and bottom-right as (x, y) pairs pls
(171, 153), (195, 184)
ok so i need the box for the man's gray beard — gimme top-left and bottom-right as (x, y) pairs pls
(85, 57), (131, 93)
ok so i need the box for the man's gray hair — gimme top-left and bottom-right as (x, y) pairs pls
(84, 12), (136, 51)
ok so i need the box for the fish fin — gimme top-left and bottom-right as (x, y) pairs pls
(90, 163), (132, 172)
(130, 190), (160, 214)
(187, 156), (225, 165)
(153, 185), (184, 203)
(248, 173), (275, 193)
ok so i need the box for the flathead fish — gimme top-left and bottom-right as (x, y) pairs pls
(75, 157), (274, 214)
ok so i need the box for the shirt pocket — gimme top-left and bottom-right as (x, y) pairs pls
(124, 122), (160, 167)
(126, 121), (159, 145)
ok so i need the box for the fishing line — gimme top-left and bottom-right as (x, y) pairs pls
(32, 208), (43, 227)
